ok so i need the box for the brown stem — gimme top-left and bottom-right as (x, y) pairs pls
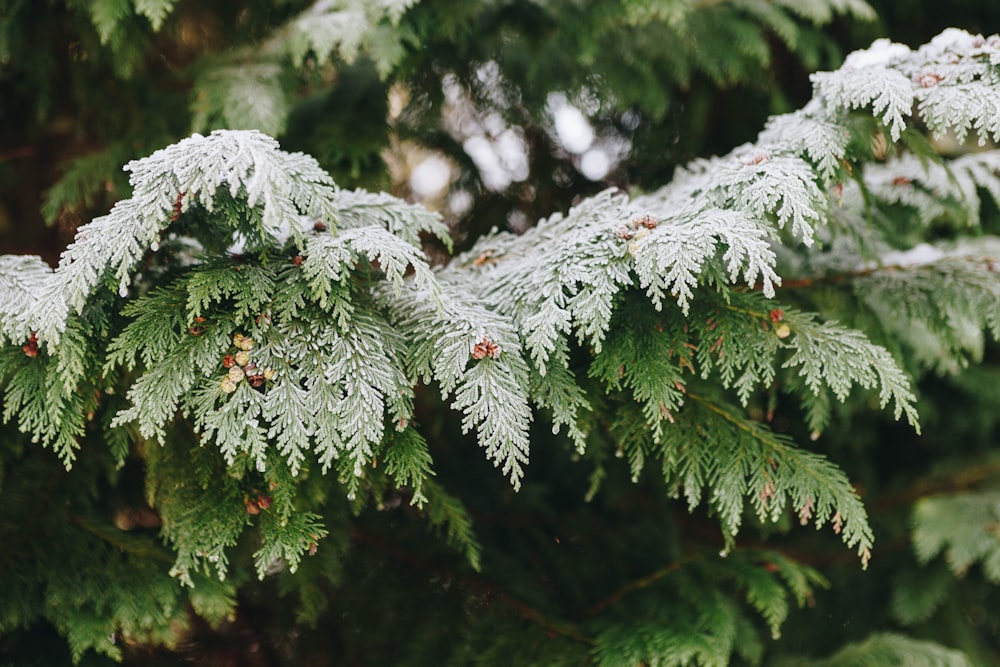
(587, 560), (684, 616)
(873, 457), (1000, 513)
(350, 526), (595, 646)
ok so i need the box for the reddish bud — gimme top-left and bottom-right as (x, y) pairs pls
(769, 309), (784, 322)
(222, 355), (236, 368)
(170, 190), (187, 222)
(256, 493), (272, 510)
(245, 498), (260, 515)
(472, 249), (495, 266)
(313, 221), (327, 232)
(742, 150), (770, 166)
(471, 336), (501, 360)
(636, 214), (658, 229)
(915, 71), (943, 88)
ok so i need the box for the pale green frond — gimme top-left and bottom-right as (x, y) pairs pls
(912, 491), (1000, 581)
(891, 562), (954, 625)
(659, 397), (874, 564)
(385, 280), (533, 488)
(191, 63), (290, 136)
(774, 632), (974, 667)
(253, 511), (328, 579)
(855, 244), (1000, 373)
(773, 0), (875, 23)
(781, 311), (920, 431)
(280, 0), (418, 70)
(87, 0), (131, 43)
(133, 0), (176, 30)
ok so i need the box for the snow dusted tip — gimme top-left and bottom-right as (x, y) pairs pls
(928, 28), (983, 52)
(862, 243), (945, 271)
(843, 38), (911, 70)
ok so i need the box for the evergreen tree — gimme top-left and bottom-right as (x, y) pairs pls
(3, 2), (1000, 666)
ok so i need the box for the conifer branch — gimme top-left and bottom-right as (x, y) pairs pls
(587, 560), (685, 616)
(6, 32), (1000, 645)
(684, 392), (874, 566)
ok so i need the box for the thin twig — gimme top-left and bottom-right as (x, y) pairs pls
(587, 560), (684, 616)
(350, 526), (595, 646)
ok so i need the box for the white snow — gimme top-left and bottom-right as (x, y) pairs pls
(554, 105), (595, 154)
(843, 38), (911, 70)
(463, 129), (530, 191)
(579, 148), (611, 180)
(878, 243), (945, 267)
(410, 155), (452, 198)
(929, 28), (978, 52)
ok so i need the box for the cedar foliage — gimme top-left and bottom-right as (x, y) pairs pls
(3, 2), (1000, 666)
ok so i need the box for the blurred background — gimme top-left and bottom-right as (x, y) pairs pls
(4, 0), (1000, 263)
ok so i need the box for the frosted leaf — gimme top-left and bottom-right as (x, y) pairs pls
(916, 79), (1000, 146)
(630, 207), (780, 314)
(334, 188), (450, 248)
(812, 65), (913, 141)
(759, 109), (850, 183)
(0, 255), (53, 343)
(862, 151), (1000, 228)
(640, 150), (827, 245)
